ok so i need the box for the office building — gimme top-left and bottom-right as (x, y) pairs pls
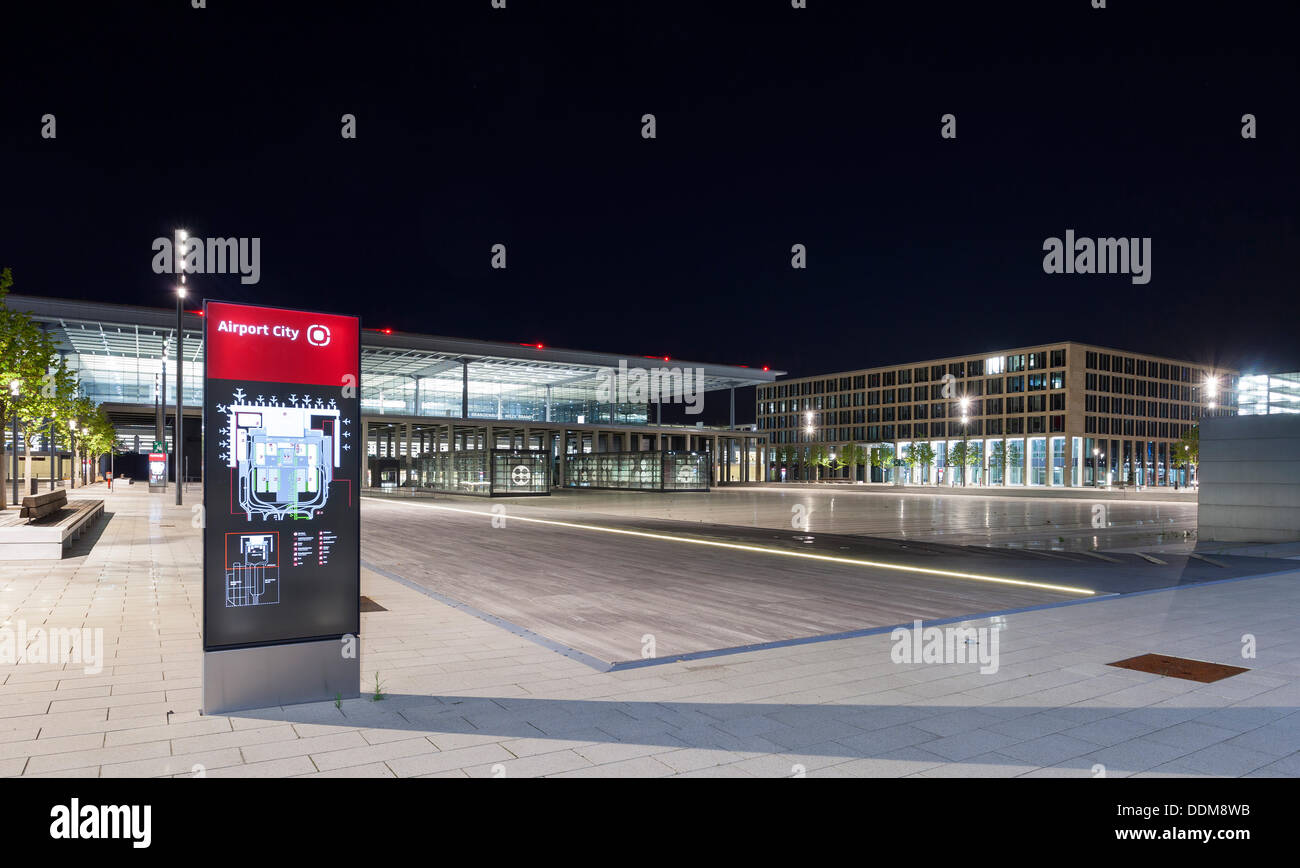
(756, 341), (1236, 487)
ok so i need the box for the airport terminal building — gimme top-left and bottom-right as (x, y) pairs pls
(758, 341), (1239, 487)
(6, 295), (778, 494)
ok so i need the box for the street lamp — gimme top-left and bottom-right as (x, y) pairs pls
(1093, 447), (1101, 488)
(175, 228), (188, 506)
(8, 379), (19, 506)
(48, 412), (56, 493)
(68, 419), (78, 489)
(959, 396), (970, 487)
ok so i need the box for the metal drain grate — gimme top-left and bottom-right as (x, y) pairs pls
(359, 596), (387, 612)
(1109, 653), (1247, 683)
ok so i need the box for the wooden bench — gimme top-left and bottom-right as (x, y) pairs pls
(20, 488), (68, 521)
(1, 494), (106, 560)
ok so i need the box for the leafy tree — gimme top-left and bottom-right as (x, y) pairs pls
(869, 444), (894, 483)
(989, 440), (1008, 485)
(1174, 426), (1199, 468)
(0, 269), (62, 503)
(18, 357), (77, 491)
(775, 444), (799, 480)
(807, 444), (830, 482)
(966, 440), (983, 483)
(906, 441), (935, 484)
(77, 403), (117, 484)
(1170, 426), (1199, 483)
(836, 443), (865, 481)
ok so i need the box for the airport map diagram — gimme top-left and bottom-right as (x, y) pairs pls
(225, 532), (279, 607)
(215, 387), (351, 521)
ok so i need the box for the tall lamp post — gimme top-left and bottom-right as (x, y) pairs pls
(68, 420), (78, 489)
(1092, 447), (1100, 488)
(959, 396), (970, 487)
(175, 229), (187, 506)
(48, 413), (56, 492)
(8, 379), (19, 505)
(804, 411), (814, 481)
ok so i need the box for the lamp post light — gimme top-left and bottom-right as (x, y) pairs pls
(1093, 447), (1101, 488)
(48, 413), (56, 493)
(175, 229), (188, 506)
(175, 283), (186, 505)
(8, 378), (19, 506)
(959, 396), (970, 487)
(68, 419), (78, 489)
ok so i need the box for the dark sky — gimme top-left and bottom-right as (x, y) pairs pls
(2, 1), (1297, 419)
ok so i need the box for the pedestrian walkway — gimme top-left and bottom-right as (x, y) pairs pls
(1, 484), (1296, 777)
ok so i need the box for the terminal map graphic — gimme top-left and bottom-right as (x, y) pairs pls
(217, 389), (346, 521)
(225, 532), (279, 607)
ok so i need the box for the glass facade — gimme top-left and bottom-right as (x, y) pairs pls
(490, 450), (550, 495)
(1007, 438), (1024, 485)
(1239, 372), (1300, 415)
(13, 298), (776, 466)
(758, 342), (1235, 487)
(407, 449), (549, 496)
(564, 451), (710, 491)
(1029, 437), (1047, 486)
(410, 452), (491, 494)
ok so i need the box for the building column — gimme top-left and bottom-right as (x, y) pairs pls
(361, 419), (369, 486)
(555, 431), (565, 487)
(1064, 433), (1074, 487)
(461, 361), (469, 420)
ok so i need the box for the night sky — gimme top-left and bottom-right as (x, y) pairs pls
(2, 1), (1296, 425)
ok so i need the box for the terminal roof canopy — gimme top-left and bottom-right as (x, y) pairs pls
(9, 295), (781, 411)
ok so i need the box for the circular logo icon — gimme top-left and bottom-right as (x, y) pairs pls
(511, 465), (531, 486)
(306, 324), (331, 346)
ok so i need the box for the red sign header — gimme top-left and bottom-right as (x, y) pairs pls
(205, 301), (359, 387)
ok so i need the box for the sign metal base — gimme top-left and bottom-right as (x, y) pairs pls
(202, 638), (359, 715)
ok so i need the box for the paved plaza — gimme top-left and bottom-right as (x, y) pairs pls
(501, 486), (1200, 552)
(1, 483), (1298, 778)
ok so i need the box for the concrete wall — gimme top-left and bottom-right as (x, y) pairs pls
(1199, 414), (1300, 543)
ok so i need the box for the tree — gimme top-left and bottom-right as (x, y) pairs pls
(837, 443), (865, 481)
(948, 440), (969, 484)
(77, 403), (117, 484)
(906, 441), (935, 484)
(1173, 426), (1199, 483)
(0, 269), (62, 504)
(966, 440), (983, 484)
(807, 444), (830, 482)
(775, 444), (798, 480)
(989, 440), (1008, 486)
(869, 444), (894, 483)
(18, 356), (77, 492)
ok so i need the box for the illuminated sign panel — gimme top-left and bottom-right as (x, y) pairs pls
(202, 301), (360, 651)
(148, 452), (167, 487)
